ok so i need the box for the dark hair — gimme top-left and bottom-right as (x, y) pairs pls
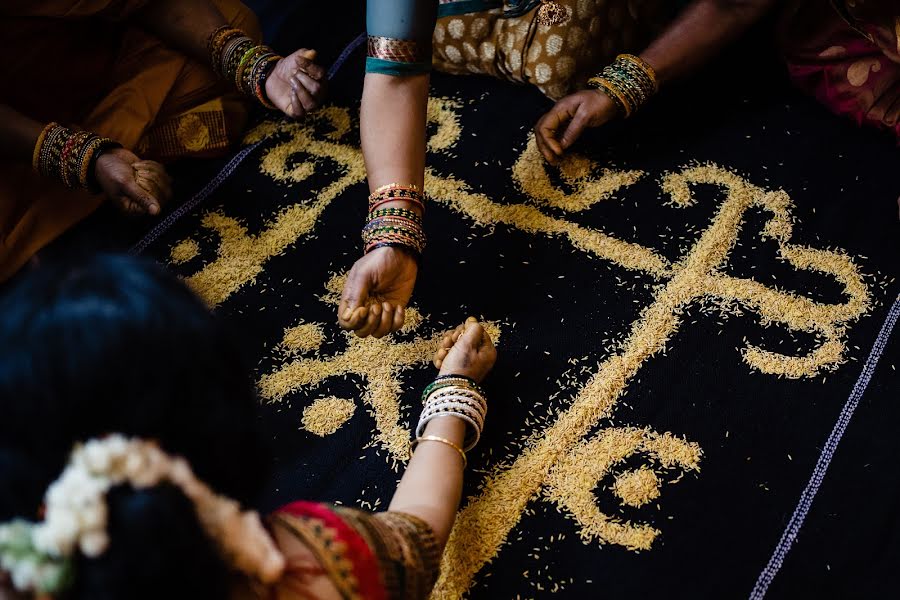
(0, 254), (270, 599)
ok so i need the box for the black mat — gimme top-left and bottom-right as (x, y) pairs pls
(129, 20), (900, 599)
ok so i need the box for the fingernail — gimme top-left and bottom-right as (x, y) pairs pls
(149, 204), (159, 215)
(342, 308), (352, 320)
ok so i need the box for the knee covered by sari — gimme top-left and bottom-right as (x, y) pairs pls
(0, 0), (261, 282)
(248, 502), (440, 600)
(432, 0), (670, 100)
(779, 0), (900, 139)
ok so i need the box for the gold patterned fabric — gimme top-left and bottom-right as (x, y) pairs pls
(0, 0), (259, 282)
(432, 0), (670, 99)
(368, 36), (431, 65)
(267, 503), (440, 600)
(336, 509), (441, 600)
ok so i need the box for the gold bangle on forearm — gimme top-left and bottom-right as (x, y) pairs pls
(411, 435), (467, 468)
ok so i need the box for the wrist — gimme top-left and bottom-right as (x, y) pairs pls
(364, 184), (427, 258)
(422, 417), (466, 447)
(33, 123), (120, 191)
(208, 26), (280, 108)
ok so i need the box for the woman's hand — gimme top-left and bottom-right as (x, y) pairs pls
(94, 148), (171, 216)
(265, 48), (327, 119)
(534, 89), (618, 165)
(434, 317), (497, 384)
(338, 247), (418, 338)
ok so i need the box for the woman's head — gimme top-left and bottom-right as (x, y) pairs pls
(0, 254), (270, 598)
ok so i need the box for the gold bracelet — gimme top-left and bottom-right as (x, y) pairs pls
(618, 53), (658, 92)
(411, 435), (467, 468)
(32, 122), (57, 173)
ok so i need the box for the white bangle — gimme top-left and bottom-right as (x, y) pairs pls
(427, 388), (487, 414)
(416, 411), (481, 451)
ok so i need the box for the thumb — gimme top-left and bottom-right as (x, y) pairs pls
(301, 49), (317, 61)
(460, 320), (485, 347)
(122, 179), (160, 216)
(339, 270), (372, 328)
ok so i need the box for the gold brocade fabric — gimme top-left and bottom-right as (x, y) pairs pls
(267, 507), (440, 600)
(432, 0), (669, 99)
(0, 0), (259, 282)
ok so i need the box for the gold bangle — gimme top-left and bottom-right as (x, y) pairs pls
(411, 435), (467, 468)
(618, 54), (658, 92)
(32, 122), (57, 173)
(588, 77), (632, 117)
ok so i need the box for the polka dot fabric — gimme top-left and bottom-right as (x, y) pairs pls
(432, 0), (668, 99)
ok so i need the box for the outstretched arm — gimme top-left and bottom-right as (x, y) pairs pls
(339, 0), (438, 339)
(388, 319), (497, 548)
(535, 0), (777, 163)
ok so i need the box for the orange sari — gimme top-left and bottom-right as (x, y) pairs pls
(0, 0), (261, 281)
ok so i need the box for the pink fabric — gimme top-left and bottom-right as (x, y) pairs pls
(780, 2), (900, 140)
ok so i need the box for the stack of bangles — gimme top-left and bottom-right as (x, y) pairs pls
(32, 122), (121, 191)
(412, 375), (488, 468)
(587, 53), (658, 118)
(208, 26), (282, 109)
(363, 183), (427, 258)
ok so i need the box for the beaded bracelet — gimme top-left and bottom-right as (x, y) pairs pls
(207, 26), (281, 109)
(427, 388), (487, 416)
(368, 183), (426, 213)
(417, 380), (488, 451)
(416, 408), (481, 451)
(587, 54), (658, 118)
(363, 183), (427, 258)
(33, 123), (121, 191)
(422, 374), (485, 400)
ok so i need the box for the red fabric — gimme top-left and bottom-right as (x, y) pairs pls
(276, 501), (387, 600)
(780, 1), (900, 141)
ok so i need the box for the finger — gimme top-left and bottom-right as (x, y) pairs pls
(355, 303), (381, 338)
(534, 129), (558, 165)
(560, 107), (590, 150)
(300, 49), (317, 61)
(439, 332), (454, 350)
(134, 166), (172, 199)
(339, 274), (371, 328)
(537, 101), (576, 157)
(121, 180), (160, 215)
(114, 196), (138, 215)
(291, 75), (318, 111)
(132, 160), (167, 177)
(134, 175), (164, 206)
(303, 60), (325, 81)
(295, 71), (324, 104)
(480, 325), (495, 350)
(459, 321), (486, 349)
(134, 162), (172, 193)
(392, 305), (405, 332)
(292, 54), (313, 74)
(433, 348), (448, 369)
(287, 86), (306, 119)
(135, 169), (172, 202)
(371, 302), (395, 339)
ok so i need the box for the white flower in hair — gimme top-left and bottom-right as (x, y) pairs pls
(0, 435), (286, 595)
(78, 530), (109, 558)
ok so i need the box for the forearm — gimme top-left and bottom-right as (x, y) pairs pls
(388, 416), (466, 548)
(360, 73), (430, 213)
(640, 0), (776, 86)
(133, 0), (229, 64)
(0, 105), (44, 161)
